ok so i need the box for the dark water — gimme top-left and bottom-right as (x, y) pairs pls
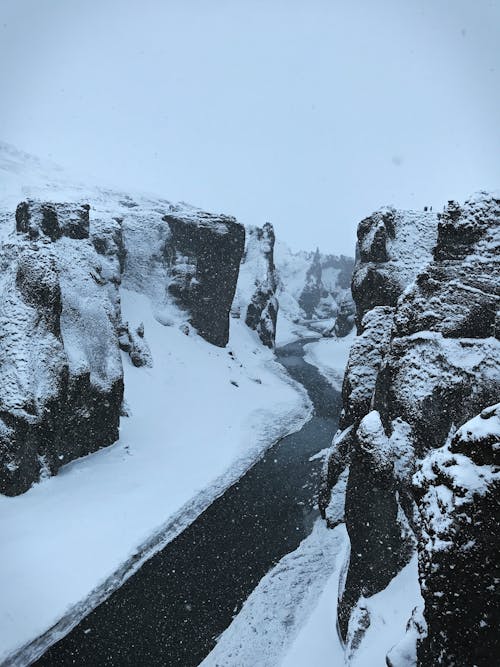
(34, 338), (342, 667)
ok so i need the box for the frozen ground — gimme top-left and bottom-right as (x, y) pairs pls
(303, 332), (355, 391)
(0, 290), (311, 663)
(275, 313), (315, 346)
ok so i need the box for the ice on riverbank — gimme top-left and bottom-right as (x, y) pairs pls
(303, 332), (355, 391)
(202, 520), (349, 667)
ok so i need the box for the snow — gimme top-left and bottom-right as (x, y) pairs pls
(456, 402), (500, 442)
(348, 556), (423, 667)
(0, 146), (314, 663)
(354, 207), (438, 296)
(303, 330), (355, 390)
(201, 521), (349, 667)
(275, 538), (422, 667)
(275, 313), (313, 346)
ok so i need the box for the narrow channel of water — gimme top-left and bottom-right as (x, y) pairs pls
(34, 338), (342, 667)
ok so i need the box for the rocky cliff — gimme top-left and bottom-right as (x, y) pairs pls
(412, 404), (499, 666)
(0, 192), (246, 495)
(0, 200), (123, 495)
(319, 193), (500, 664)
(232, 222), (278, 348)
(163, 208), (245, 347)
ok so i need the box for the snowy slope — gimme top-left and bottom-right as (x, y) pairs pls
(0, 143), (312, 663)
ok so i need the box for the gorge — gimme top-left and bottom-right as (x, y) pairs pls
(0, 143), (498, 666)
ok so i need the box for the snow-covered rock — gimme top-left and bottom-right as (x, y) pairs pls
(352, 206), (438, 328)
(319, 192), (500, 662)
(233, 222), (278, 348)
(0, 199), (123, 495)
(163, 207), (245, 347)
(413, 404), (500, 666)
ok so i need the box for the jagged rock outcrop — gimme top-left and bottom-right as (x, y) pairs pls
(320, 193), (500, 661)
(331, 296), (355, 338)
(163, 209), (245, 347)
(352, 207), (437, 329)
(413, 404), (500, 666)
(118, 322), (153, 368)
(0, 200), (124, 496)
(233, 222), (278, 348)
(274, 242), (355, 338)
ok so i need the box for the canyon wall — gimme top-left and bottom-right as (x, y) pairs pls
(0, 197), (247, 495)
(233, 222), (279, 349)
(320, 193), (500, 664)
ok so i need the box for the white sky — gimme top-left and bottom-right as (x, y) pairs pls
(1, 0), (499, 255)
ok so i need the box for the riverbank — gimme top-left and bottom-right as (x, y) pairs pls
(0, 291), (311, 666)
(202, 335), (354, 667)
(30, 337), (343, 666)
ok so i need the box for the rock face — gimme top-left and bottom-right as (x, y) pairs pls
(351, 206), (437, 329)
(274, 242), (355, 338)
(413, 404), (500, 666)
(233, 222), (278, 348)
(0, 196), (247, 495)
(0, 200), (123, 496)
(319, 193), (500, 662)
(164, 209), (245, 347)
(299, 249), (354, 323)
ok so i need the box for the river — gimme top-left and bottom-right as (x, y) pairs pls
(34, 338), (342, 666)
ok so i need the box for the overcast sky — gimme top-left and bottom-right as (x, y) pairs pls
(1, 0), (499, 255)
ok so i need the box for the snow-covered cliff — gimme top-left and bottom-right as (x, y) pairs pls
(320, 193), (500, 665)
(0, 143), (313, 663)
(0, 143), (286, 495)
(233, 222), (279, 349)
